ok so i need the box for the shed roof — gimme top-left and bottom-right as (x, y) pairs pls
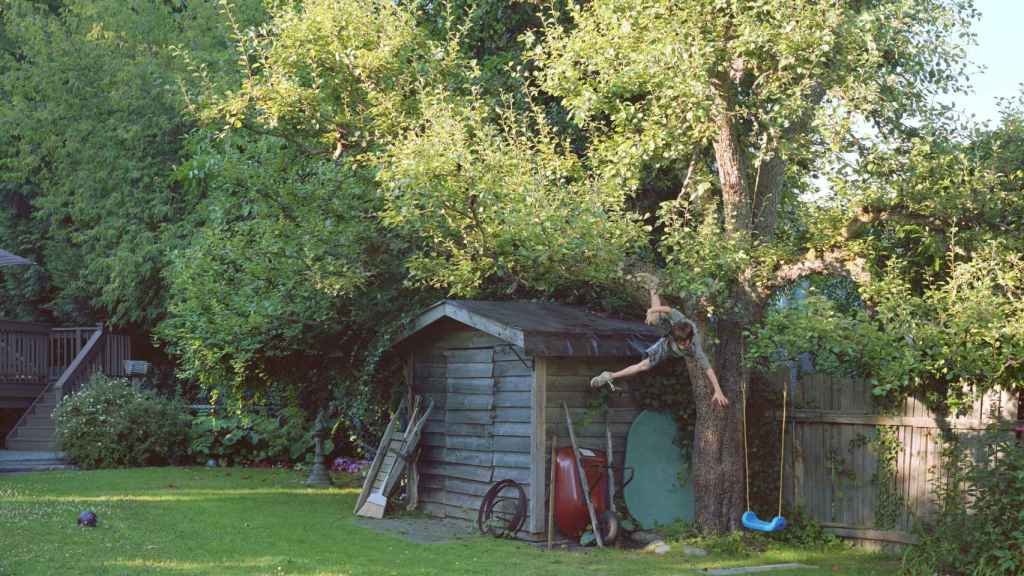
(395, 300), (662, 358)
(0, 249), (33, 268)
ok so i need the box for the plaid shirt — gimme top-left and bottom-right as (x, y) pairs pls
(643, 308), (711, 371)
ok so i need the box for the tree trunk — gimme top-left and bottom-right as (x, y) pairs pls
(687, 72), (755, 534)
(687, 315), (748, 534)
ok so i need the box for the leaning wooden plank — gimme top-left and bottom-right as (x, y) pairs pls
(354, 397), (406, 514)
(375, 398), (434, 514)
(357, 397), (434, 518)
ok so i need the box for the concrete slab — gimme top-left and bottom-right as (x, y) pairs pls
(702, 564), (815, 575)
(0, 450), (72, 474)
(353, 517), (479, 544)
(0, 450), (65, 462)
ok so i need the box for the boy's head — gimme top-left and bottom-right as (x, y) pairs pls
(670, 321), (694, 347)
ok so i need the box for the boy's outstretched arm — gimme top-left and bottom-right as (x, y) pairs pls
(590, 358), (652, 389)
(705, 367), (729, 407)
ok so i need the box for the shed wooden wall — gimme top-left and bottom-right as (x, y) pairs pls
(542, 357), (642, 537)
(410, 320), (537, 529)
(407, 320), (646, 537)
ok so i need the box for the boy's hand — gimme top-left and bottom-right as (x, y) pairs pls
(590, 372), (616, 390)
(645, 308), (662, 326)
(712, 391), (729, 407)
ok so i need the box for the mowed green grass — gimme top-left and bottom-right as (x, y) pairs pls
(0, 468), (899, 576)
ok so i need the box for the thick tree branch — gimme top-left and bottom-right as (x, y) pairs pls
(761, 249), (871, 299)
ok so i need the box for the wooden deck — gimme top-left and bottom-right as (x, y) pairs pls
(1, 320), (131, 450)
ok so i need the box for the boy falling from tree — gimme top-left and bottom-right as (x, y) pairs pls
(590, 273), (729, 407)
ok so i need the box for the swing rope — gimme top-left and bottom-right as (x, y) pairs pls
(741, 380), (750, 512)
(741, 378), (788, 521)
(777, 383), (787, 519)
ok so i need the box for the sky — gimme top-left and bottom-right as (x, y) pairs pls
(947, 0), (1023, 124)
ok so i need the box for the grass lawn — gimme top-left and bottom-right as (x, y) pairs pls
(0, 468), (900, 575)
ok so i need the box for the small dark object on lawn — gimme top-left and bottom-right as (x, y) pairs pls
(77, 511), (97, 528)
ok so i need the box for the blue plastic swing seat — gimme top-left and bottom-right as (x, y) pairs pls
(741, 511), (786, 532)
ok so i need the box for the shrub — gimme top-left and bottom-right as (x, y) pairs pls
(188, 406), (326, 466)
(54, 375), (191, 469)
(902, 420), (1024, 575)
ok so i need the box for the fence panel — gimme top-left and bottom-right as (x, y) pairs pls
(779, 372), (1019, 546)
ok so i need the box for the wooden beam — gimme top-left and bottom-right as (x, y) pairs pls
(788, 409), (995, 431)
(406, 352), (418, 511)
(443, 303), (526, 349)
(819, 523), (918, 545)
(528, 357), (546, 534)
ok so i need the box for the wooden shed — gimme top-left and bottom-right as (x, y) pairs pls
(392, 299), (661, 537)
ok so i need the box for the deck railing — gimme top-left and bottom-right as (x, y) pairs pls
(0, 320), (50, 387)
(1, 322), (131, 398)
(54, 325), (106, 399)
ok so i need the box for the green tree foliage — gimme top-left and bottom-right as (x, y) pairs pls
(752, 105), (1024, 413)
(524, 0), (976, 532)
(159, 0), (446, 423)
(0, 0), (267, 327)
(5, 0), (1020, 541)
(379, 92), (646, 295)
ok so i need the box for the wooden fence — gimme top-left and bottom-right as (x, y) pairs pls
(779, 372), (1020, 546)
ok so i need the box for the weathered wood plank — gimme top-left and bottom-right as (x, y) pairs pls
(545, 408), (638, 425)
(494, 422), (531, 437)
(443, 348), (494, 364)
(492, 345), (529, 363)
(419, 473), (445, 490)
(547, 358), (625, 377)
(820, 524), (919, 545)
(495, 391), (532, 408)
(420, 487), (447, 505)
(493, 466), (531, 484)
(446, 423), (490, 436)
(445, 491), (486, 511)
(447, 393), (494, 410)
(494, 452), (531, 469)
(547, 389), (637, 408)
(442, 304), (525, 348)
(529, 357), (547, 534)
(420, 461), (493, 483)
(495, 407), (531, 423)
(446, 478), (493, 497)
(448, 363), (494, 379)
(494, 360), (533, 377)
(494, 376), (533, 392)
(419, 501), (447, 518)
(446, 435), (493, 451)
(429, 448), (493, 467)
(446, 410), (492, 425)
(789, 410), (999, 430)
(494, 436), (532, 453)
(447, 378), (495, 395)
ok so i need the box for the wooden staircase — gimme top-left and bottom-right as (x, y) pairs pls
(5, 382), (61, 451)
(2, 321), (131, 452)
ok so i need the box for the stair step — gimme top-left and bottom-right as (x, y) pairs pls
(10, 428), (55, 442)
(0, 462), (74, 473)
(20, 415), (56, 427)
(5, 438), (58, 452)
